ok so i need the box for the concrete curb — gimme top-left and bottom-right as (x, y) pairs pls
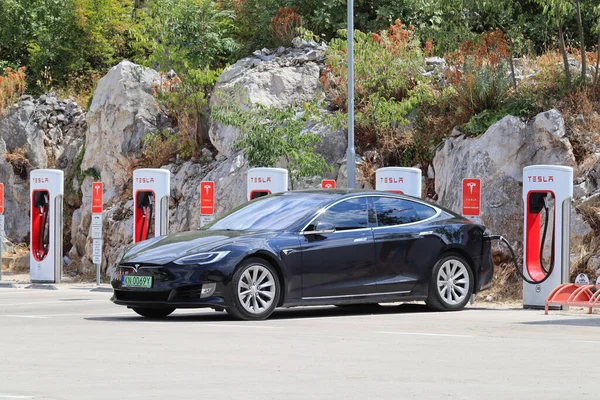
(0, 282), (18, 288)
(25, 283), (58, 290)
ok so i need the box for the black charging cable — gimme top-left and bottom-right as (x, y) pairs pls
(485, 235), (554, 285)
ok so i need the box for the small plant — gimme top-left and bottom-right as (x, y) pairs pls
(0, 67), (26, 111)
(139, 129), (181, 168)
(445, 30), (512, 120)
(271, 6), (303, 45)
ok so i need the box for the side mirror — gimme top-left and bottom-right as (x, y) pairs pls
(302, 222), (336, 236)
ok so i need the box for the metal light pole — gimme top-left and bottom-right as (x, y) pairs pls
(346, 0), (356, 188)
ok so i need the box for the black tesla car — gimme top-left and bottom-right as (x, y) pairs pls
(111, 190), (493, 320)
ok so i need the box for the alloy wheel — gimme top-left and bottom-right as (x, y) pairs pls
(436, 258), (470, 306)
(237, 264), (276, 314)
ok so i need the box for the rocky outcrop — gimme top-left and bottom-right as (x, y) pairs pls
(0, 94), (85, 242)
(433, 109), (592, 254)
(209, 41), (326, 156)
(69, 61), (165, 271)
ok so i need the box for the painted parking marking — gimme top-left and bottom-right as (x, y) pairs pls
(0, 395), (35, 399)
(0, 299), (106, 307)
(378, 331), (475, 338)
(138, 321), (283, 329)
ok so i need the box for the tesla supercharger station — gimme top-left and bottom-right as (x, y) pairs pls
(133, 169), (171, 243)
(522, 165), (573, 309)
(247, 168), (288, 201)
(30, 169), (64, 283)
(375, 167), (422, 198)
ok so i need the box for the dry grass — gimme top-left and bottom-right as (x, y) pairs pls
(3, 147), (31, 179)
(2, 242), (30, 273)
(485, 248), (523, 302)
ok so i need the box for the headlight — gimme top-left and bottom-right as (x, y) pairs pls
(173, 251), (230, 266)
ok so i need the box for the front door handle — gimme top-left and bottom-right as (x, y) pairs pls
(353, 237), (369, 243)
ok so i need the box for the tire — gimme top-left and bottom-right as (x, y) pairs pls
(426, 253), (474, 311)
(132, 307), (176, 318)
(227, 257), (281, 321)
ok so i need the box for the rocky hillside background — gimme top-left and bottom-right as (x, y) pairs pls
(2, 36), (600, 297)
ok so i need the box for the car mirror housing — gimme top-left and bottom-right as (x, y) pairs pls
(302, 222), (336, 236)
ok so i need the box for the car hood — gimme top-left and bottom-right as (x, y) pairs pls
(120, 229), (265, 265)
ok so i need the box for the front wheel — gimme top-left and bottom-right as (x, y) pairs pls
(426, 253), (474, 311)
(132, 307), (176, 318)
(227, 258), (280, 321)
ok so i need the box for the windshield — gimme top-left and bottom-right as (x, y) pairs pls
(208, 194), (331, 231)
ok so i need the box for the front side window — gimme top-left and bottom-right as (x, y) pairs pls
(373, 197), (436, 226)
(310, 197), (369, 231)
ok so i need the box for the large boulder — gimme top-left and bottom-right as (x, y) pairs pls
(433, 109), (592, 254)
(70, 61), (163, 271)
(0, 94), (86, 243)
(209, 43), (325, 156)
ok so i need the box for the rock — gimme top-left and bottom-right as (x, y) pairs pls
(69, 61), (163, 271)
(433, 109), (589, 256)
(209, 56), (324, 156)
(336, 158), (373, 189)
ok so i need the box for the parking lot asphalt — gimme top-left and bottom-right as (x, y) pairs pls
(0, 285), (599, 400)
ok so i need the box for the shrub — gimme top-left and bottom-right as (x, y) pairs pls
(322, 20), (435, 167)
(445, 30), (513, 120)
(212, 98), (331, 185)
(271, 6), (303, 45)
(153, 67), (221, 161)
(0, 67), (26, 111)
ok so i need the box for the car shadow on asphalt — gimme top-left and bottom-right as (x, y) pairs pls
(85, 303), (445, 323)
(518, 317), (600, 327)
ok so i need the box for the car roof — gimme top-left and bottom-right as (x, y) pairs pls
(273, 189), (422, 202)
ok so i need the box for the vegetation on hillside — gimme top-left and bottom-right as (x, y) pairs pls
(2, 0), (600, 179)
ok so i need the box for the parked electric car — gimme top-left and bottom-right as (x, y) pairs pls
(110, 190), (494, 320)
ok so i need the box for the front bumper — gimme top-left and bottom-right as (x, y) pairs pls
(110, 263), (232, 309)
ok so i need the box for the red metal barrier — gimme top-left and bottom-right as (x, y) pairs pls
(545, 284), (600, 314)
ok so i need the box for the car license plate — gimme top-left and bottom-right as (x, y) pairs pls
(122, 275), (153, 288)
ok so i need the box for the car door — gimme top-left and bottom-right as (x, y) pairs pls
(300, 197), (378, 298)
(372, 196), (440, 293)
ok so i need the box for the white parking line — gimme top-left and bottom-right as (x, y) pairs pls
(0, 395), (34, 399)
(378, 331), (475, 338)
(139, 321), (283, 329)
(0, 299), (106, 306)
(1, 315), (49, 319)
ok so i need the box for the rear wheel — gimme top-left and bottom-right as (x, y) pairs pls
(426, 253), (473, 311)
(132, 307), (175, 318)
(227, 258), (280, 321)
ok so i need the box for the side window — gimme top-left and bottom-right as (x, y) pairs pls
(373, 197), (436, 226)
(312, 197), (368, 231)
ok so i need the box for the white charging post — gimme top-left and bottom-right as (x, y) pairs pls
(30, 169), (64, 283)
(133, 169), (171, 243)
(247, 168), (288, 201)
(522, 165), (573, 309)
(375, 167), (422, 198)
